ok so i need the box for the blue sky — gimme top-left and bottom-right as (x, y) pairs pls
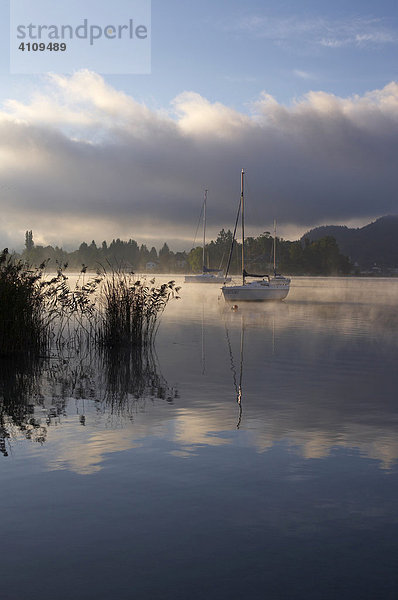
(146, 0), (398, 109)
(0, 0), (397, 250)
(2, 0), (398, 109)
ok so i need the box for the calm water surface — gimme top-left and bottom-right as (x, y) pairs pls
(1, 277), (398, 599)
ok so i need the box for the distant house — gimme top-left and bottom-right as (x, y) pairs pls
(371, 264), (382, 273)
(361, 263), (383, 275)
(146, 261), (157, 271)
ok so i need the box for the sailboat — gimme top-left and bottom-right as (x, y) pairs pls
(221, 170), (290, 301)
(185, 189), (231, 283)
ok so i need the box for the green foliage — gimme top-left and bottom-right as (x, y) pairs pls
(187, 247), (203, 272)
(212, 232), (351, 276)
(202, 229), (241, 274)
(280, 236), (352, 275)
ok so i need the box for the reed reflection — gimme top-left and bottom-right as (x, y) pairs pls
(0, 343), (177, 457)
(98, 344), (177, 415)
(0, 354), (49, 456)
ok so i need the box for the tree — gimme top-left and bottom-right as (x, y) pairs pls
(159, 243), (172, 271)
(159, 243), (170, 258)
(25, 230), (34, 251)
(149, 247), (158, 261)
(205, 229), (234, 272)
(187, 247), (203, 272)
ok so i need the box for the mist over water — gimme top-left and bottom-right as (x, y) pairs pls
(1, 276), (398, 600)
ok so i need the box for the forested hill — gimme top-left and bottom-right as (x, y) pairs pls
(302, 215), (398, 269)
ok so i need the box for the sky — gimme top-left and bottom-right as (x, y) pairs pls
(0, 0), (397, 251)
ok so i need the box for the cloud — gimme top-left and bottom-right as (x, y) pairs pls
(0, 71), (398, 250)
(226, 14), (398, 49)
(293, 69), (315, 80)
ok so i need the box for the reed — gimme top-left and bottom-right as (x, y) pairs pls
(50, 266), (102, 347)
(96, 268), (180, 347)
(0, 249), (52, 355)
(0, 250), (179, 356)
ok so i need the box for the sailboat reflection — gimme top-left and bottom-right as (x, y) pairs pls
(201, 302), (206, 376)
(224, 314), (245, 429)
(223, 306), (279, 429)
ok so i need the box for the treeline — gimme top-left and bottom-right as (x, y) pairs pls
(22, 231), (186, 272)
(199, 230), (351, 275)
(20, 229), (351, 275)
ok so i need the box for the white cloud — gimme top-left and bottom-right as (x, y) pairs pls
(173, 91), (252, 138)
(293, 70), (315, 80)
(0, 71), (398, 250)
(226, 14), (398, 49)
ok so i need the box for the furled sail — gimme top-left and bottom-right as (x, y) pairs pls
(243, 269), (269, 279)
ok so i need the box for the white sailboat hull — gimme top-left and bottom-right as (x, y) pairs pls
(185, 274), (231, 283)
(221, 279), (290, 301)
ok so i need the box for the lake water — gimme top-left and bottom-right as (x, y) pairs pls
(1, 277), (398, 600)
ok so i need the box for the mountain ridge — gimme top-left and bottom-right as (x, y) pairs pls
(302, 215), (398, 268)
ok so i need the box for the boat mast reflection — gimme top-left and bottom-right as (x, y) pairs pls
(224, 314), (245, 428)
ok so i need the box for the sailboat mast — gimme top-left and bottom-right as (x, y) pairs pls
(273, 219), (276, 275)
(203, 189), (207, 271)
(241, 169), (245, 285)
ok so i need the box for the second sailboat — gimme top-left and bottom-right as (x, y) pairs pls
(185, 189), (231, 283)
